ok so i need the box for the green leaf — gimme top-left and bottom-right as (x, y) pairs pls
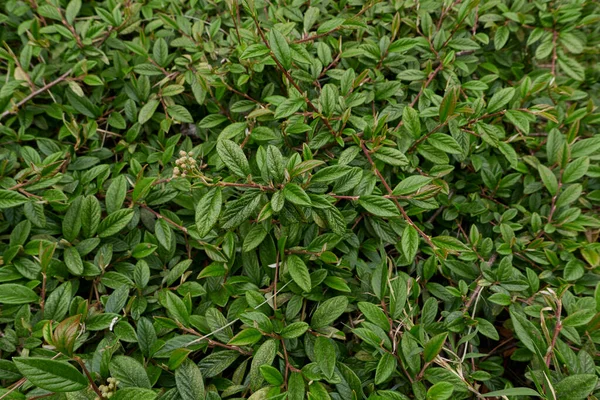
(375, 353), (396, 385)
(284, 183), (312, 207)
(538, 165), (558, 195)
(280, 322), (309, 339)
(439, 88), (457, 123)
(64, 246), (84, 275)
(554, 374), (598, 400)
(250, 339), (277, 391)
(243, 225), (268, 252)
(562, 157), (589, 183)
(481, 388), (541, 397)
(66, 91), (98, 118)
(358, 302), (390, 331)
(432, 236), (469, 251)
(358, 196), (399, 218)
(487, 87), (515, 113)
(274, 97), (304, 119)
(505, 110), (530, 134)
(139, 100), (160, 124)
(0, 190), (28, 209)
(112, 388), (157, 400)
(509, 307), (545, 356)
(106, 176), (128, 214)
(401, 225), (419, 261)
(427, 133), (462, 154)
(195, 187), (222, 237)
(314, 336), (336, 380)
(65, 0), (81, 24)
(494, 26), (509, 50)
(260, 365), (283, 386)
(392, 176), (433, 195)
(155, 218), (172, 249)
(13, 358), (87, 392)
(424, 332), (447, 363)
(402, 107), (420, 137)
(81, 195), (101, 238)
(311, 296), (348, 329)
(311, 165), (352, 183)
(241, 44), (270, 59)
(498, 142), (519, 169)
(110, 356), (151, 388)
(199, 114), (228, 128)
(0, 284), (39, 304)
(558, 55), (585, 81)
(427, 382), (454, 400)
(216, 140), (251, 178)
(562, 309), (596, 327)
(176, 360), (205, 400)
(153, 38), (169, 66)
(162, 291), (190, 326)
(288, 372), (305, 400)
(98, 209), (135, 238)
(373, 147), (409, 166)
(228, 328), (262, 346)
(269, 29), (292, 70)
(167, 105), (193, 123)
(287, 255), (312, 292)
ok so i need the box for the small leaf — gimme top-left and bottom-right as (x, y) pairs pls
(139, 100), (160, 124)
(98, 209), (135, 238)
(228, 328), (262, 346)
(401, 225), (419, 261)
(13, 358), (87, 392)
(375, 353), (396, 385)
(110, 356), (152, 388)
(216, 140), (251, 178)
(554, 374), (598, 400)
(373, 147), (409, 166)
(176, 360), (205, 400)
(260, 365), (283, 386)
(250, 339), (277, 391)
(0, 190), (28, 209)
(439, 87), (457, 123)
(167, 105), (193, 123)
(284, 183), (312, 207)
(287, 255), (312, 292)
(487, 87), (515, 113)
(0, 284), (39, 304)
(494, 26), (509, 50)
(311, 296), (348, 329)
(538, 165), (558, 195)
(403, 107), (420, 137)
(424, 332), (447, 363)
(269, 29), (292, 70)
(280, 322), (309, 339)
(358, 196), (399, 218)
(427, 382), (455, 400)
(314, 337), (336, 380)
(195, 187), (222, 237)
(482, 388), (541, 398)
(392, 176), (433, 195)
(274, 97), (304, 119)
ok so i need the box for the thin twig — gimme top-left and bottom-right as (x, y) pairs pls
(0, 68), (73, 120)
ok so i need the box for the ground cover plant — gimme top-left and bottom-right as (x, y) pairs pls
(0, 0), (600, 399)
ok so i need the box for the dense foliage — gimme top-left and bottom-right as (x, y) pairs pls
(1, 0), (600, 399)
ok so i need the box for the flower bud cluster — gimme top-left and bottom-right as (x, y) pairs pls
(94, 377), (119, 400)
(173, 150), (197, 178)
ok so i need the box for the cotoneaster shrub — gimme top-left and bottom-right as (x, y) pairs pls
(1, 0), (600, 399)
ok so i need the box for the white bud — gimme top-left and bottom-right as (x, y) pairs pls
(179, 150), (187, 156)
